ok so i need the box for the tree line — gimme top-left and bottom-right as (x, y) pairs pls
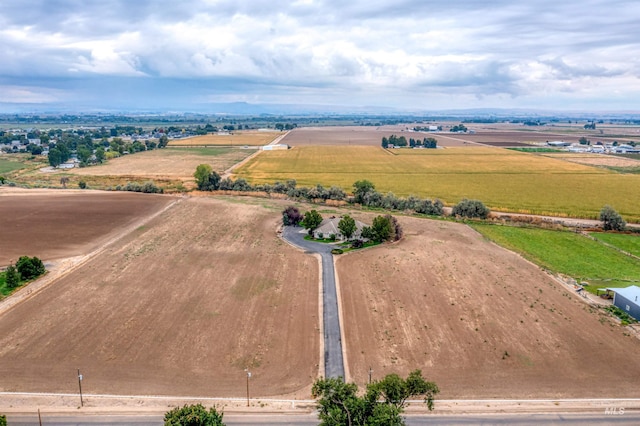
(195, 165), (496, 221)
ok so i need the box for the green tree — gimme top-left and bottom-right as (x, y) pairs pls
(600, 205), (626, 231)
(452, 199), (490, 219)
(312, 370), (438, 426)
(338, 215), (357, 240)
(353, 180), (376, 204)
(5, 264), (20, 289)
(371, 215), (393, 242)
(164, 404), (225, 426)
(381, 137), (389, 148)
(194, 164), (221, 191)
(95, 147), (106, 162)
(0, 413), (6, 426)
(0, 176), (5, 184)
(302, 210), (323, 234)
(48, 148), (62, 167)
(158, 135), (169, 148)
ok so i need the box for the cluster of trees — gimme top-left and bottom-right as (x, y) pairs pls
(383, 136), (437, 148)
(312, 370), (439, 425)
(4, 256), (46, 289)
(164, 404), (225, 425)
(413, 125), (441, 131)
(275, 123), (297, 131)
(381, 134), (408, 147)
(579, 137), (591, 145)
(450, 124), (468, 132)
(584, 122), (597, 130)
(362, 214), (403, 243)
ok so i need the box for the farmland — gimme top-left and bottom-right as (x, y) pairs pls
(0, 157), (25, 174)
(337, 215), (640, 398)
(0, 188), (173, 265)
(0, 194), (319, 397)
(590, 232), (640, 257)
(169, 130), (281, 146)
(233, 145), (640, 221)
(472, 224), (640, 290)
(69, 147), (253, 181)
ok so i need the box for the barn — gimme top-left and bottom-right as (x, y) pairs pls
(611, 285), (640, 321)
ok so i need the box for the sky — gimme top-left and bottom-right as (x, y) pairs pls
(0, 0), (639, 113)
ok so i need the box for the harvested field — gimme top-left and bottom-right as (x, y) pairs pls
(0, 188), (172, 266)
(0, 196), (319, 398)
(169, 131), (281, 146)
(337, 215), (640, 398)
(542, 153), (640, 169)
(69, 147), (254, 181)
(282, 126), (469, 147)
(234, 145), (640, 221)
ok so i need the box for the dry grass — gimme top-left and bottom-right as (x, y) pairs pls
(234, 145), (640, 221)
(169, 131), (282, 146)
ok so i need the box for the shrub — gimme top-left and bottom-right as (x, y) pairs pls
(78, 180), (87, 189)
(351, 239), (364, 249)
(0, 414), (6, 426)
(282, 206), (303, 226)
(452, 199), (490, 219)
(329, 233), (336, 241)
(331, 248), (344, 255)
(600, 205), (626, 231)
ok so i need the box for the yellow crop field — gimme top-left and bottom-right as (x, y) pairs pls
(168, 130), (282, 146)
(234, 146), (640, 222)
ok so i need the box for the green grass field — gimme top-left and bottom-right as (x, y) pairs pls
(234, 146), (640, 221)
(0, 158), (26, 174)
(472, 224), (640, 291)
(589, 232), (640, 257)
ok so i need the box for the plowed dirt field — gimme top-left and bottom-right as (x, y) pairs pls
(0, 188), (173, 265)
(337, 215), (640, 398)
(0, 195), (319, 398)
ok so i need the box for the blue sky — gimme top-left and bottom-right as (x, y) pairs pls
(1, 0), (639, 112)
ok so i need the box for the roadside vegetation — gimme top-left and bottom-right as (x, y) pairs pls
(164, 404), (225, 425)
(471, 224), (640, 292)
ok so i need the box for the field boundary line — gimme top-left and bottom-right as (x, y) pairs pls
(0, 196), (182, 316)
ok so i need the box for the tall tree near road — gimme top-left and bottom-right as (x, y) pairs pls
(302, 210), (323, 234)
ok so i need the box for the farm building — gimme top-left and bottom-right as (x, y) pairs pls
(262, 144), (289, 151)
(611, 285), (640, 320)
(313, 217), (368, 241)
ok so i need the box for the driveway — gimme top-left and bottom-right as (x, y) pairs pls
(282, 226), (345, 379)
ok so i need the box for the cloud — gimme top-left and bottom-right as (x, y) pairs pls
(0, 0), (638, 110)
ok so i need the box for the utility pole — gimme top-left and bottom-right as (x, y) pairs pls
(77, 369), (84, 407)
(245, 369), (252, 407)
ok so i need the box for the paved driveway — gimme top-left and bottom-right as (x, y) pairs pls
(282, 226), (345, 379)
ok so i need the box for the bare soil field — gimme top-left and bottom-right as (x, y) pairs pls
(337, 215), (640, 398)
(0, 188), (172, 266)
(169, 131), (281, 146)
(542, 153), (640, 168)
(0, 196), (319, 398)
(68, 147), (253, 181)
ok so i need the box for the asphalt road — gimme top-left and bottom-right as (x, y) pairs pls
(7, 412), (640, 425)
(282, 226), (345, 379)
